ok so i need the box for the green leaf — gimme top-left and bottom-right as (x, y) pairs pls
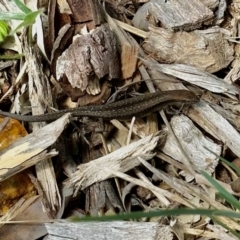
(0, 21), (9, 43)
(9, 9), (42, 35)
(12, 0), (31, 14)
(24, 9), (42, 25)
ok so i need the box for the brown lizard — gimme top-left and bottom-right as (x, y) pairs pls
(0, 90), (199, 122)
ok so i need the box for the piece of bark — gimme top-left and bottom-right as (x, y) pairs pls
(44, 222), (173, 240)
(106, 13), (139, 79)
(56, 23), (120, 100)
(132, 0), (214, 31)
(142, 26), (234, 73)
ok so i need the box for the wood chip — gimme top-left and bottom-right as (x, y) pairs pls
(133, 0), (214, 31)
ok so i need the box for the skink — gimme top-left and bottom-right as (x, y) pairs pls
(0, 90), (199, 122)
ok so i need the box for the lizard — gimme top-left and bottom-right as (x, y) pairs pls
(0, 90), (199, 122)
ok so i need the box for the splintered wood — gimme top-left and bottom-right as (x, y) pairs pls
(65, 134), (159, 193)
(0, 114), (70, 181)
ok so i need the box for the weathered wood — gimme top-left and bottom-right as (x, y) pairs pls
(44, 222), (173, 240)
(132, 0), (214, 31)
(56, 23), (120, 100)
(142, 27), (234, 73)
